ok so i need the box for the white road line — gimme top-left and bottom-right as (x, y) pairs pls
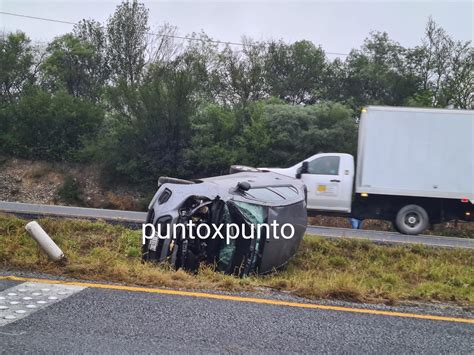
(0, 282), (85, 326)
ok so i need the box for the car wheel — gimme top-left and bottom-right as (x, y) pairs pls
(229, 165), (259, 174)
(395, 204), (429, 235)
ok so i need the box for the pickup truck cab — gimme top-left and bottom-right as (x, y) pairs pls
(264, 153), (355, 213)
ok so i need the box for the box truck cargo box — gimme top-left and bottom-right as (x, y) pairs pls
(356, 106), (473, 200)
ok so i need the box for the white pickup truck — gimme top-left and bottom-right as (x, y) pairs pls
(231, 106), (474, 235)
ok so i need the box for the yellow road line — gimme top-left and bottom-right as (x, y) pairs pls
(1, 275), (473, 324)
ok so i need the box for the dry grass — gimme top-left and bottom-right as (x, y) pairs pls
(260, 237), (473, 304)
(103, 192), (138, 211)
(0, 214), (473, 305)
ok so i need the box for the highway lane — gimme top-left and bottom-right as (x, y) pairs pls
(1, 201), (473, 249)
(0, 278), (472, 353)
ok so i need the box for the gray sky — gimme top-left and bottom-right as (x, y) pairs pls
(1, 0), (472, 57)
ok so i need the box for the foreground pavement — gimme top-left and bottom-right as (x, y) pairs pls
(0, 277), (472, 353)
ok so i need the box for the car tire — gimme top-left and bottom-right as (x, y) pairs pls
(229, 165), (259, 174)
(395, 204), (429, 235)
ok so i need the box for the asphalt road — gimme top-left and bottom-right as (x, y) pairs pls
(0, 278), (472, 354)
(1, 201), (473, 249)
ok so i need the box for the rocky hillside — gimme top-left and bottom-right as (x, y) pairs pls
(0, 157), (147, 210)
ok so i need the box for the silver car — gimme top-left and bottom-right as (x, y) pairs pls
(142, 171), (307, 277)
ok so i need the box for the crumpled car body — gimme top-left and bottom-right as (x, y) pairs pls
(142, 171), (307, 277)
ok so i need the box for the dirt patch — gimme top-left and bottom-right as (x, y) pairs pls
(0, 156), (145, 210)
(0, 159), (62, 204)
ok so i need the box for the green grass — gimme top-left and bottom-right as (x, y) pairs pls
(0, 214), (473, 305)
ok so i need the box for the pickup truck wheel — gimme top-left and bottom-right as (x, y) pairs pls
(229, 165), (259, 174)
(395, 204), (429, 235)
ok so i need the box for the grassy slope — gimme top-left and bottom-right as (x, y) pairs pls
(0, 214), (472, 305)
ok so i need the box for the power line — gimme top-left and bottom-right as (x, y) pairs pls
(0, 11), (349, 56)
(0, 11), (76, 25)
(0, 11), (245, 46)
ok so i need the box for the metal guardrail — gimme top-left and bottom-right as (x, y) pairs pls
(0, 201), (146, 223)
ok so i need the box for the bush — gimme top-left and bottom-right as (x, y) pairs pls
(262, 101), (358, 166)
(91, 69), (196, 184)
(183, 101), (358, 178)
(57, 175), (82, 204)
(0, 89), (104, 160)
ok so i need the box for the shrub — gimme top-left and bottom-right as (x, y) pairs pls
(1, 89), (104, 160)
(57, 175), (82, 204)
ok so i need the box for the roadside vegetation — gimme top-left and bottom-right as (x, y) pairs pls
(1, 1), (472, 190)
(1, 214), (472, 306)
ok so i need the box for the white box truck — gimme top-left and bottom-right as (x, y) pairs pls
(232, 106), (474, 234)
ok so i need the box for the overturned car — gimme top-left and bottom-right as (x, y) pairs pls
(142, 171), (307, 277)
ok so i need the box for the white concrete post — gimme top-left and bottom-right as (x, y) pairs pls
(25, 221), (65, 262)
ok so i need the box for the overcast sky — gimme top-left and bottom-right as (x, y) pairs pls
(1, 0), (472, 57)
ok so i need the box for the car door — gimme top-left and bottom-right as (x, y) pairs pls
(300, 154), (353, 212)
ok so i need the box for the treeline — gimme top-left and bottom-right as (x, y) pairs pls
(1, 1), (472, 187)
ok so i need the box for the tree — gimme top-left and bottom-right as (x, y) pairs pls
(406, 18), (473, 108)
(73, 19), (110, 95)
(146, 23), (182, 65)
(96, 60), (199, 183)
(74, 19), (108, 58)
(41, 33), (109, 102)
(184, 104), (240, 177)
(214, 39), (268, 106)
(343, 32), (419, 108)
(443, 41), (473, 108)
(107, 0), (149, 86)
(321, 58), (348, 103)
(0, 32), (35, 102)
(265, 40), (326, 104)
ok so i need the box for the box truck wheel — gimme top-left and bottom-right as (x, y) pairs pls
(395, 204), (429, 235)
